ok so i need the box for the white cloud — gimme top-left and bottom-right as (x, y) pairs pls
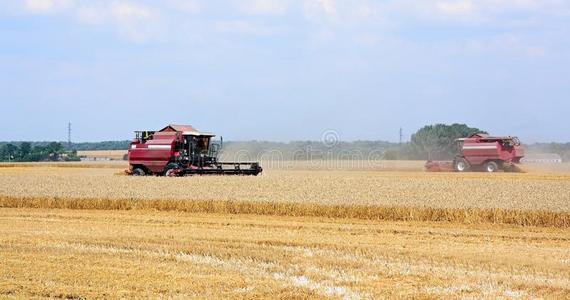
(168, 0), (201, 14)
(317, 0), (337, 17)
(304, 0), (337, 21)
(18, 0), (159, 42)
(74, 1), (158, 42)
(436, 1), (474, 16)
(379, 0), (570, 20)
(483, 0), (539, 11)
(353, 3), (377, 19)
(109, 1), (156, 42)
(24, 0), (72, 14)
(76, 4), (106, 25)
(237, 0), (289, 15)
(9, 0), (570, 44)
(110, 1), (151, 20)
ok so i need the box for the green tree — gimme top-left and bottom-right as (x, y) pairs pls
(0, 145), (6, 161)
(28, 145), (46, 161)
(46, 142), (64, 161)
(1, 144), (18, 161)
(64, 149), (81, 161)
(19, 142), (32, 160)
(410, 123), (486, 160)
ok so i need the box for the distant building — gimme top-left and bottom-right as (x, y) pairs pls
(80, 157), (112, 162)
(521, 153), (562, 163)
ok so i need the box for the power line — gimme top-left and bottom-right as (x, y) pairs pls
(68, 122), (72, 148)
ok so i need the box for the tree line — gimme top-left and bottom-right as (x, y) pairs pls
(1, 124), (568, 162)
(0, 142), (80, 162)
(0, 140), (131, 151)
(384, 123), (487, 160)
(219, 124), (568, 162)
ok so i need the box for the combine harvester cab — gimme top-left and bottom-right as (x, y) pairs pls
(128, 124), (262, 176)
(426, 133), (525, 173)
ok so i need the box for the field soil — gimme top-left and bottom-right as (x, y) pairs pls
(1, 208), (569, 299)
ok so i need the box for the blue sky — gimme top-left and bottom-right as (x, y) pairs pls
(0, 0), (569, 142)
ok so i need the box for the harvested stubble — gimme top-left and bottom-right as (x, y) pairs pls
(3, 209), (569, 298)
(1, 165), (569, 227)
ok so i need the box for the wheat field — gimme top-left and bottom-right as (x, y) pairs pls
(1, 162), (570, 298)
(77, 150), (127, 160)
(1, 208), (569, 298)
(1, 165), (569, 226)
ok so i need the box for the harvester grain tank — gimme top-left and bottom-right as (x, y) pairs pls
(425, 133), (524, 172)
(128, 124), (262, 176)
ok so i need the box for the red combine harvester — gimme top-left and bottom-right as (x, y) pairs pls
(128, 124), (262, 176)
(425, 133), (524, 172)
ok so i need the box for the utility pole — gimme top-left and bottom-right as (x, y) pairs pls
(399, 127), (403, 146)
(68, 122), (72, 149)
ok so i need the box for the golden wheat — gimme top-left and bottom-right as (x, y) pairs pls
(2, 163), (570, 298)
(0, 165), (569, 227)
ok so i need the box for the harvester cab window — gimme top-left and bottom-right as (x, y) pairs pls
(184, 136), (209, 156)
(173, 139), (183, 152)
(134, 131), (155, 144)
(501, 139), (515, 148)
(184, 136), (195, 157)
(196, 137), (210, 154)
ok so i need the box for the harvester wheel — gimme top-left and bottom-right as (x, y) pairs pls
(164, 163), (181, 177)
(132, 167), (146, 176)
(454, 158), (470, 172)
(484, 161), (499, 173)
